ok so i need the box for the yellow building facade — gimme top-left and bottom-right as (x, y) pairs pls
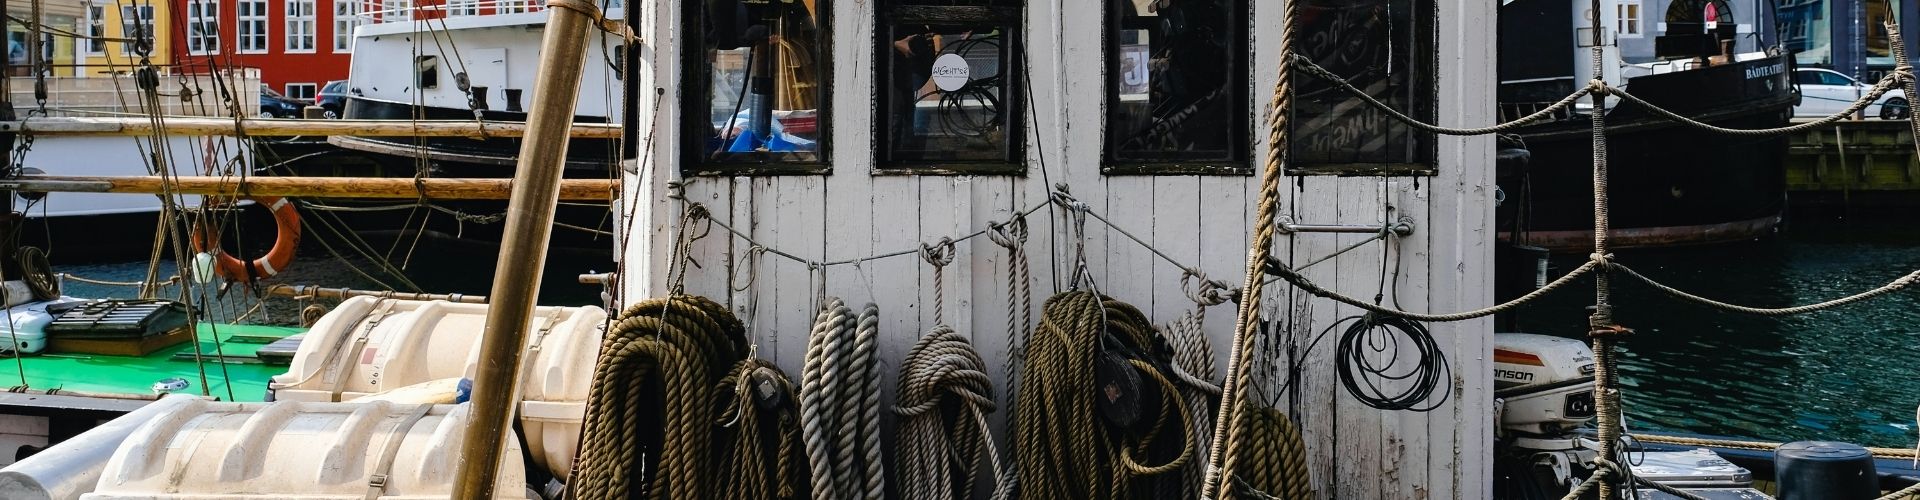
(70, 0), (172, 75)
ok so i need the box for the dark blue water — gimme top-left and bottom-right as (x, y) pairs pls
(1511, 214), (1920, 449)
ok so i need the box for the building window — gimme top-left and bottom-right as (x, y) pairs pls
(1103, 0), (1247, 174)
(186, 0), (220, 55)
(447, 0), (477, 16)
(334, 0), (363, 52)
(1289, 0), (1437, 175)
(499, 0), (536, 14)
(1617, 0), (1642, 38)
(875, 1), (1023, 173)
(287, 0), (315, 52)
(238, 0), (268, 53)
(85, 5), (106, 55)
(682, 0), (828, 173)
(286, 82), (317, 100)
(119, 5), (153, 55)
(381, 0), (409, 22)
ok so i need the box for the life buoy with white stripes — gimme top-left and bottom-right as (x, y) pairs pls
(191, 196), (302, 281)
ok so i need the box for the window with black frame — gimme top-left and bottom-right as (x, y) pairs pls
(1104, 0), (1247, 175)
(1288, 0), (1437, 175)
(877, 0), (1023, 173)
(684, 0), (829, 174)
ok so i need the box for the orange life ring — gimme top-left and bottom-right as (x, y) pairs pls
(191, 196), (302, 281)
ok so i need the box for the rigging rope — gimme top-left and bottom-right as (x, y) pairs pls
(1163, 272), (1228, 499)
(894, 324), (1001, 500)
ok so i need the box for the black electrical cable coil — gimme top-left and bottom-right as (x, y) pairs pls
(1331, 313), (1451, 412)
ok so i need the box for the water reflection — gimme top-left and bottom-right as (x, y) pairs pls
(1505, 215), (1920, 448)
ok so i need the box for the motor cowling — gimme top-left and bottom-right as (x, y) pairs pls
(1494, 333), (1598, 436)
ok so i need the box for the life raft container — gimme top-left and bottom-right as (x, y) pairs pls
(191, 196), (301, 281)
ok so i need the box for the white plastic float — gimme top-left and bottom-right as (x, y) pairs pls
(79, 399), (525, 499)
(268, 296), (606, 480)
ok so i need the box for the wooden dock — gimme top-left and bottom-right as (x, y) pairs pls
(1786, 119), (1920, 208)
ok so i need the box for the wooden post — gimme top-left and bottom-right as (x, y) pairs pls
(0, 117), (620, 138)
(0, 175), (617, 200)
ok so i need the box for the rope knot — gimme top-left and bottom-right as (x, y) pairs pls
(987, 217), (1028, 250)
(919, 238), (956, 268)
(1588, 80), (1610, 95)
(1180, 270), (1233, 307)
(1588, 252), (1615, 269)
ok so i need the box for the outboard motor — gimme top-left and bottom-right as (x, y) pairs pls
(1493, 333), (1601, 497)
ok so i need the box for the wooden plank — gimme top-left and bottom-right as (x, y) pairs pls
(1, 175), (618, 200)
(1151, 177), (1202, 325)
(1103, 177), (1155, 309)
(867, 175), (921, 439)
(1196, 174), (1246, 380)
(1394, 178), (1435, 500)
(1332, 177), (1383, 499)
(0, 117), (623, 138)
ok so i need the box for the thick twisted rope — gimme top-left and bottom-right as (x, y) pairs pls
(571, 295), (788, 500)
(1206, 0), (1302, 493)
(800, 298), (886, 500)
(1615, 264), (1920, 316)
(1223, 407), (1311, 500)
(1164, 272), (1227, 499)
(895, 324), (1002, 500)
(1604, 78), (1899, 137)
(1013, 291), (1195, 500)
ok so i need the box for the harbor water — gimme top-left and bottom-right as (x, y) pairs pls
(46, 214), (1920, 449)
(1511, 212), (1920, 449)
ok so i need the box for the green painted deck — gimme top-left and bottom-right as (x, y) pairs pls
(3, 323), (303, 402)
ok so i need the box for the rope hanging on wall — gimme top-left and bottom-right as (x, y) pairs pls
(1162, 272), (1233, 499)
(800, 297), (886, 500)
(569, 295), (805, 500)
(893, 239), (1009, 500)
(1011, 290), (1194, 500)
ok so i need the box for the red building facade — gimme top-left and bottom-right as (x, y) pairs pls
(168, 0), (549, 100)
(167, 0), (362, 100)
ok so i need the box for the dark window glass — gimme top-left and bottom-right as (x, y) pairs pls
(1289, 0), (1437, 175)
(1793, 70), (1822, 86)
(684, 0), (828, 172)
(877, 2), (1024, 172)
(417, 55), (440, 89)
(1819, 71), (1854, 86)
(1104, 0), (1247, 173)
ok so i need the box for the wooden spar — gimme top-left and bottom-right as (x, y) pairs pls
(0, 117), (621, 139)
(264, 284), (487, 303)
(0, 175), (617, 200)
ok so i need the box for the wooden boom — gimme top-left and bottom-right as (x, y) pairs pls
(0, 175), (618, 200)
(0, 117), (621, 139)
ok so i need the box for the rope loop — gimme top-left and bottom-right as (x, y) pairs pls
(546, 0), (604, 22)
(919, 237), (957, 269)
(1588, 252), (1615, 269)
(1181, 270), (1235, 307)
(987, 216), (1028, 251)
(1588, 323), (1634, 339)
(1587, 79), (1610, 96)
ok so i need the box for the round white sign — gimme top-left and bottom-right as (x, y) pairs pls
(930, 53), (972, 92)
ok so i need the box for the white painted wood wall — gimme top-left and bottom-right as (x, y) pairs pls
(618, 0), (1496, 498)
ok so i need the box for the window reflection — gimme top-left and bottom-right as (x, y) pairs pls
(1290, 0), (1436, 173)
(1106, 0), (1245, 167)
(694, 0), (825, 164)
(878, 2), (1023, 169)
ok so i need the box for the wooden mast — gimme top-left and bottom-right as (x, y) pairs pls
(0, 175), (617, 200)
(450, 0), (602, 494)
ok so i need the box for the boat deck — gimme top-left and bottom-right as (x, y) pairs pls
(6, 323), (303, 402)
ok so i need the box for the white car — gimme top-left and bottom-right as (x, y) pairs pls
(1793, 67), (1909, 120)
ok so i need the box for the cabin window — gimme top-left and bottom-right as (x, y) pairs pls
(287, 0), (317, 52)
(1102, 0), (1247, 175)
(1288, 0), (1437, 175)
(238, 0), (269, 54)
(416, 55), (440, 89)
(1617, 0), (1643, 38)
(84, 6), (105, 55)
(682, 0), (829, 174)
(447, 0), (479, 16)
(118, 5), (153, 55)
(875, 0), (1024, 174)
(334, 0), (363, 52)
(186, 0), (219, 55)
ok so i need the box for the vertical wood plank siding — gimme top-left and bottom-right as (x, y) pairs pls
(624, 0), (1496, 497)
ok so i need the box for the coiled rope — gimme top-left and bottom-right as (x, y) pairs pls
(1012, 290), (1193, 500)
(800, 298), (885, 500)
(1164, 272), (1229, 499)
(1224, 407), (1311, 500)
(570, 295), (794, 500)
(892, 238), (1008, 500)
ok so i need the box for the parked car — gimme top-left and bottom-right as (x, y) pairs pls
(258, 85), (306, 118)
(1793, 67), (1909, 120)
(315, 80), (349, 119)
